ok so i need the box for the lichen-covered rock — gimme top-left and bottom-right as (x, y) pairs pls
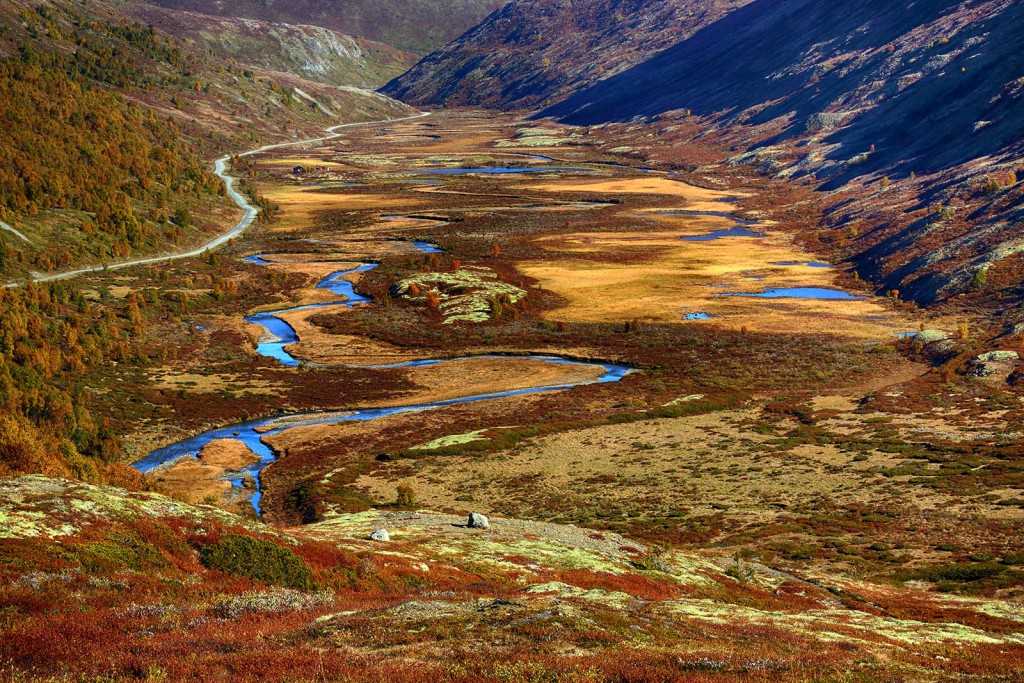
(805, 111), (848, 133)
(970, 362), (1000, 377)
(975, 350), (1019, 362)
(0, 475), (264, 540)
(969, 350), (1019, 378)
(369, 529), (391, 542)
(468, 512), (490, 529)
(915, 330), (949, 344)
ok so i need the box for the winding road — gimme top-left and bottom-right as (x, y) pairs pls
(4, 111), (431, 287)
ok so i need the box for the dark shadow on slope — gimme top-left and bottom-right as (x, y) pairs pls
(541, 0), (1023, 182)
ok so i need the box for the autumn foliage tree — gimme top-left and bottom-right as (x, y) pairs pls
(0, 280), (149, 485)
(0, 40), (221, 275)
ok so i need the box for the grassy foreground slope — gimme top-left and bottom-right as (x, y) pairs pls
(1, 475), (1022, 682)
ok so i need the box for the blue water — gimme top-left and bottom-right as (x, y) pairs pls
(139, 255), (631, 516)
(136, 355), (630, 516)
(682, 226), (764, 241)
(413, 166), (592, 175)
(720, 287), (865, 300)
(246, 264), (376, 367)
(684, 312), (712, 320)
(411, 241), (443, 254)
(244, 254), (273, 265)
(657, 210), (759, 227)
(897, 331), (918, 339)
(771, 261), (833, 268)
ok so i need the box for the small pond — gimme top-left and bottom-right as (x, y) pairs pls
(719, 287), (865, 300)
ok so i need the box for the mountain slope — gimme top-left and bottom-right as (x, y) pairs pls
(543, 0), (1024, 183)
(141, 0), (510, 55)
(385, 0), (1024, 307)
(0, 0), (413, 280)
(382, 0), (753, 109)
(125, 6), (418, 88)
(538, 0), (1024, 305)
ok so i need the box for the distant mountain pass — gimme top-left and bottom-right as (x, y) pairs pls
(142, 0), (510, 54)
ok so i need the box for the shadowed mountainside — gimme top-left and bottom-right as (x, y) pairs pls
(543, 0), (1024, 186)
(385, 0), (1024, 306)
(382, 0), (752, 109)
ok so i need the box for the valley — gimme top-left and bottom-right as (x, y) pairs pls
(4, 108), (1024, 680)
(131, 110), (920, 518)
(2, 0), (1024, 676)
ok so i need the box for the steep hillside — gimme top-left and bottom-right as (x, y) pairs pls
(544, 0), (1024, 181)
(538, 0), (1024, 305)
(2, 476), (1023, 681)
(382, 0), (752, 109)
(126, 5), (418, 88)
(141, 0), (510, 55)
(388, 0), (1024, 307)
(0, 0), (413, 280)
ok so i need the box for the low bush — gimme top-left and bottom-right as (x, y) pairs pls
(197, 534), (314, 590)
(898, 562), (1006, 584)
(75, 529), (171, 573)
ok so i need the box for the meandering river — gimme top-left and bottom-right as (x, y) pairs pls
(135, 242), (630, 516)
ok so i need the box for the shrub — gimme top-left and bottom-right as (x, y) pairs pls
(197, 534), (314, 590)
(76, 529), (171, 573)
(970, 269), (988, 291)
(1000, 552), (1024, 566)
(899, 562), (1005, 584)
(396, 484), (417, 509)
(982, 177), (1002, 195)
(631, 544), (672, 572)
